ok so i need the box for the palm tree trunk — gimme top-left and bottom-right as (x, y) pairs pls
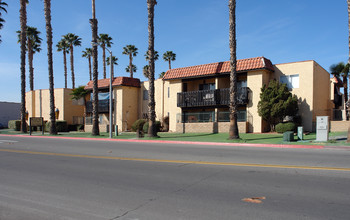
(348, 0), (350, 64)
(63, 50), (67, 88)
(147, 0), (157, 137)
(70, 45), (75, 89)
(168, 60), (171, 70)
(44, 0), (57, 135)
(28, 40), (34, 91)
(103, 46), (106, 79)
(228, 0), (239, 139)
(129, 53), (133, 78)
(89, 56), (92, 81)
(90, 2), (99, 136)
(20, 0), (27, 133)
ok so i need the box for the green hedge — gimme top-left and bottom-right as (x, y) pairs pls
(45, 120), (68, 132)
(275, 122), (296, 133)
(131, 119), (147, 132)
(143, 121), (161, 133)
(8, 120), (21, 131)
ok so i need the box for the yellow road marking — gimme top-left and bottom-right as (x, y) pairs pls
(1, 148), (350, 171)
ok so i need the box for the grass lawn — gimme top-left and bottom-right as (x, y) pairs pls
(1, 128), (348, 146)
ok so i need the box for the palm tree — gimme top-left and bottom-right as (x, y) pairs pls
(330, 62), (349, 117)
(90, 0), (99, 136)
(126, 64), (137, 74)
(17, 26), (42, 91)
(82, 48), (92, 81)
(19, 0), (27, 133)
(106, 55), (118, 75)
(122, 45), (138, 78)
(0, 0), (7, 43)
(162, 51), (176, 69)
(147, 0), (157, 137)
(143, 65), (150, 78)
(98, 33), (113, 79)
(44, 0), (57, 134)
(144, 50), (158, 78)
(159, 71), (165, 79)
(228, 0), (239, 139)
(70, 86), (88, 120)
(348, 0), (350, 64)
(63, 33), (82, 89)
(56, 38), (70, 88)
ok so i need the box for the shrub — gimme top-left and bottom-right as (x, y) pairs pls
(131, 119), (147, 132)
(143, 120), (161, 133)
(77, 124), (84, 131)
(275, 122), (296, 133)
(8, 120), (21, 131)
(45, 120), (68, 132)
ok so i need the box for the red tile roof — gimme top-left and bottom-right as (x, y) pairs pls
(163, 57), (274, 80)
(84, 77), (141, 90)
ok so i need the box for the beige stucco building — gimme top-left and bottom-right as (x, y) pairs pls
(25, 57), (341, 134)
(25, 88), (85, 125)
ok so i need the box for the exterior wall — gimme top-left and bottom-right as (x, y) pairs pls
(246, 70), (269, 133)
(0, 102), (21, 127)
(273, 60), (330, 132)
(313, 62), (332, 124)
(140, 79), (165, 123)
(330, 121), (350, 132)
(164, 80), (182, 132)
(122, 86), (139, 131)
(175, 122), (248, 133)
(25, 88), (84, 125)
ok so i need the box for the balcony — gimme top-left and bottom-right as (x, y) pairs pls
(177, 87), (249, 108)
(86, 99), (114, 113)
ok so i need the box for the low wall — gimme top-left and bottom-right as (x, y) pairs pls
(330, 121), (350, 132)
(85, 124), (110, 133)
(176, 122), (248, 133)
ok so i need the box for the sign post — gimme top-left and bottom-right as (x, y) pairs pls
(29, 117), (44, 136)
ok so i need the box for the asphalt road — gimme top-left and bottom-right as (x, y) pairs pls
(0, 135), (349, 220)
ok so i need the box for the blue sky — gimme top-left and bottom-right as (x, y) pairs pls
(0, 0), (348, 102)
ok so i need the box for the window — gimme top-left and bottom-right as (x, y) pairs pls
(143, 90), (149, 100)
(237, 80), (247, 88)
(280, 74), (299, 89)
(199, 83), (215, 91)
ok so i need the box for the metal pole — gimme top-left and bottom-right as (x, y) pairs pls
(109, 51), (113, 139)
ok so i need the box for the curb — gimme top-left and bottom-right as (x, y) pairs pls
(0, 134), (324, 149)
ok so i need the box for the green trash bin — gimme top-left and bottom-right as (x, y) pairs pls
(283, 131), (294, 142)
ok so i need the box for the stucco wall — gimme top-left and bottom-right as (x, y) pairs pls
(25, 88), (84, 125)
(274, 61), (316, 132)
(164, 80), (182, 132)
(122, 86), (139, 131)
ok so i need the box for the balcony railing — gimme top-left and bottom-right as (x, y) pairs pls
(86, 99), (114, 113)
(177, 87), (248, 108)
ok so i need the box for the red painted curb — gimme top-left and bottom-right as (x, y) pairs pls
(0, 134), (324, 149)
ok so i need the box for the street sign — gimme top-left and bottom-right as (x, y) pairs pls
(29, 117), (44, 135)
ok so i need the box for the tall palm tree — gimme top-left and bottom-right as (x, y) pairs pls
(56, 38), (70, 88)
(348, 0), (350, 64)
(147, 0), (157, 137)
(162, 51), (176, 69)
(70, 86), (88, 120)
(63, 33), (82, 89)
(106, 55), (118, 75)
(143, 65), (150, 78)
(228, 0), (239, 139)
(17, 26), (42, 91)
(19, 0), (27, 133)
(90, 0), (99, 136)
(122, 45), (138, 78)
(82, 48), (92, 81)
(44, 0), (57, 134)
(98, 33), (113, 79)
(125, 64), (137, 74)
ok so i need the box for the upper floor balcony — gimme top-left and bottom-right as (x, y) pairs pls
(86, 99), (114, 113)
(177, 87), (249, 108)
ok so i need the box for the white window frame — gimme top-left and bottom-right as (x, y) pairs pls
(280, 74), (299, 89)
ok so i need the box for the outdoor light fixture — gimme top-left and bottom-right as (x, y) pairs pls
(55, 108), (59, 120)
